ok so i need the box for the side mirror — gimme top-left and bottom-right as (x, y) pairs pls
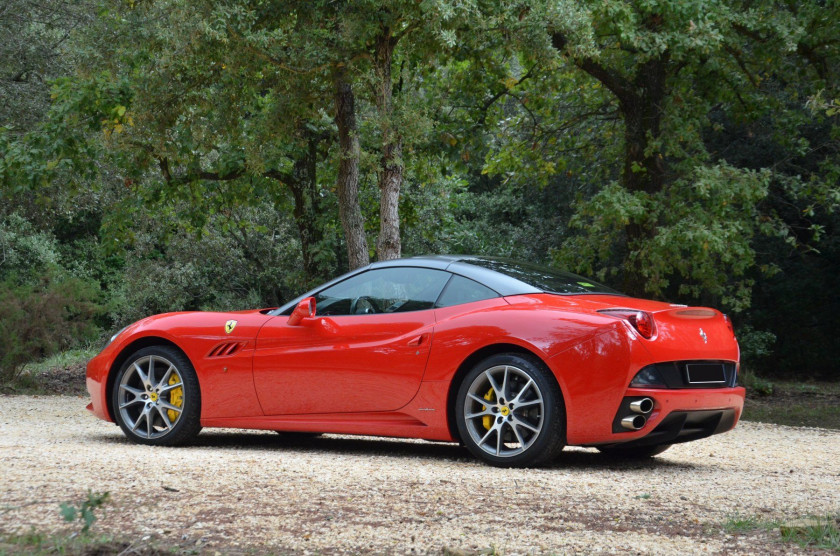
(287, 297), (316, 326)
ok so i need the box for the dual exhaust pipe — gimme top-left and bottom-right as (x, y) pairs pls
(621, 397), (654, 430)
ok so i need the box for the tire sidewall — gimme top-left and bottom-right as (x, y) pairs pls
(112, 345), (201, 446)
(455, 353), (565, 467)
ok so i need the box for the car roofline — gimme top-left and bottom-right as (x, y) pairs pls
(270, 255), (613, 316)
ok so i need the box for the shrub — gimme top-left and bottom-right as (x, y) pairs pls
(0, 275), (101, 386)
(0, 213), (61, 284)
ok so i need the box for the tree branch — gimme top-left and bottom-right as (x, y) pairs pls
(551, 32), (634, 103)
(157, 155), (291, 186)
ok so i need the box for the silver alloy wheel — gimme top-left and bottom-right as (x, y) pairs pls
(463, 364), (545, 458)
(117, 355), (185, 440)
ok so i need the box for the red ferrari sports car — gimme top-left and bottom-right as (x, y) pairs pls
(87, 256), (744, 466)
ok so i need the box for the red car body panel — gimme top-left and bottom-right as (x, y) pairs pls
(87, 267), (745, 451)
(252, 311), (435, 415)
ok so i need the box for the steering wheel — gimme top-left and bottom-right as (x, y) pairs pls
(350, 296), (379, 314)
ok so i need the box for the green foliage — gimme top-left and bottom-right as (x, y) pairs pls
(1, 0), (839, 381)
(736, 325), (776, 368)
(0, 214), (103, 385)
(0, 275), (101, 385)
(738, 369), (775, 397)
(0, 214), (61, 281)
(723, 514), (840, 552)
(780, 517), (840, 551)
(59, 491), (110, 534)
(723, 514), (763, 534)
(558, 164), (778, 311)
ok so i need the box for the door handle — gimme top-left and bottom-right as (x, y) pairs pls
(407, 333), (430, 347)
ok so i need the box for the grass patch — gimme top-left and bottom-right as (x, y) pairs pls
(723, 513), (766, 534)
(722, 514), (840, 551)
(22, 348), (98, 375)
(0, 529), (168, 556)
(2, 347), (96, 395)
(781, 516), (840, 551)
(741, 378), (840, 430)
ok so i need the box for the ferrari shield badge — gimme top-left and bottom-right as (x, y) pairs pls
(225, 320), (238, 334)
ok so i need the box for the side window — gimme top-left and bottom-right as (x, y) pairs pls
(436, 274), (499, 307)
(315, 267), (450, 316)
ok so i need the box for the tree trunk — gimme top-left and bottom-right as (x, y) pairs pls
(374, 28), (403, 261)
(553, 29), (670, 296)
(288, 133), (324, 284)
(620, 57), (667, 196)
(618, 57), (668, 295)
(333, 68), (369, 270)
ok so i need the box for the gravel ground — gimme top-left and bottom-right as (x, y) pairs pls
(1, 395), (838, 555)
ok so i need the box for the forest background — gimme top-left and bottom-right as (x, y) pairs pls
(1, 0), (838, 386)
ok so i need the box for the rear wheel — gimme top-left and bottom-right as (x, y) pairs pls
(455, 353), (565, 467)
(112, 346), (201, 446)
(597, 443), (672, 459)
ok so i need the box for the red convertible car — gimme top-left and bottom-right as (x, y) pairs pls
(87, 256), (744, 466)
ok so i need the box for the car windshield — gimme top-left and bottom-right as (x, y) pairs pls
(465, 258), (621, 295)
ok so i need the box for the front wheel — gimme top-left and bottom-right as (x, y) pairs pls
(455, 353), (565, 467)
(112, 346), (202, 446)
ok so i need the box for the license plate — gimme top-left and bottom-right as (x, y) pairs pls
(686, 363), (726, 384)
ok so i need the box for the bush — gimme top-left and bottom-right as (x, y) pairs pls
(0, 275), (101, 386)
(106, 205), (308, 326)
(0, 213), (61, 284)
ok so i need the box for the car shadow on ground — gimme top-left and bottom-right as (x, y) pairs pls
(89, 430), (703, 471)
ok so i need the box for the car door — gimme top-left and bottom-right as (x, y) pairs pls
(253, 267), (451, 415)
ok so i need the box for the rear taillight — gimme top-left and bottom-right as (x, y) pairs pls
(598, 309), (656, 339)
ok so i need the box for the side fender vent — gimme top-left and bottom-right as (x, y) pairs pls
(207, 342), (245, 358)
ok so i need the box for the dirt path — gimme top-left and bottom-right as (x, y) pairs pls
(1, 395), (838, 554)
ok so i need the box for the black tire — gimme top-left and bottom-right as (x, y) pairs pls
(455, 353), (565, 467)
(111, 345), (202, 446)
(596, 443), (672, 459)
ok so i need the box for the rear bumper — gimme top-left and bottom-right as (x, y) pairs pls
(602, 409), (737, 449)
(579, 386), (745, 447)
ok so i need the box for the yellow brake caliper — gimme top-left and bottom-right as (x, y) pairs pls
(167, 373), (183, 423)
(482, 388), (495, 430)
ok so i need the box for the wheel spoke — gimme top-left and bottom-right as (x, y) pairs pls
(119, 398), (144, 410)
(495, 424), (503, 455)
(501, 366), (509, 400)
(155, 405), (172, 429)
(465, 407), (493, 420)
(511, 415), (539, 433)
(120, 384), (144, 397)
(514, 399), (541, 408)
(159, 380), (183, 393)
(510, 421), (526, 447)
(511, 378), (535, 405)
(485, 370), (503, 399)
(158, 400), (182, 414)
(130, 408), (145, 432)
(147, 357), (156, 386)
(477, 425), (496, 447)
(133, 362), (149, 388)
(155, 365), (175, 390)
(467, 392), (490, 406)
